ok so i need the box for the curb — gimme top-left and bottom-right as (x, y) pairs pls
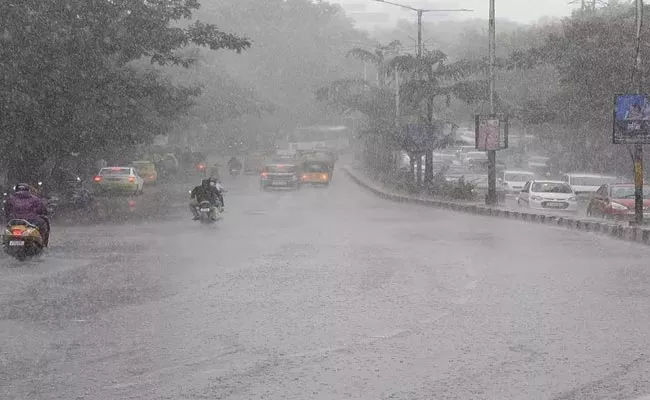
(344, 166), (650, 246)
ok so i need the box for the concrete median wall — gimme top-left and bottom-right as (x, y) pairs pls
(344, 166), (650, 246)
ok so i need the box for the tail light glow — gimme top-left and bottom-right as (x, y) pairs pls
(321, 174), (328, 180)
(197, 164), (205, 170)
(93, 176), (102, 182)
(11, 229), (23, 236)
(128, 176), (136, 183)
(260, 172), (268, 178)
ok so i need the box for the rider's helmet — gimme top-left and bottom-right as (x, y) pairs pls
(201, 178), (211, 188)
(14, 183), (30, 193)
(208, 176), (218, 187)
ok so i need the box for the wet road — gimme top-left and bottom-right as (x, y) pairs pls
(3, 169), (650, 400)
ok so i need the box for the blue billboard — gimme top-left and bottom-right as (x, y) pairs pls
(613, 94), (650, 144)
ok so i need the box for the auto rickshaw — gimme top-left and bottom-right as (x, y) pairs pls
(299, 160), (331, 186)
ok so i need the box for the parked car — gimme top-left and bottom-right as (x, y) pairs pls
(517, 180), (578, 212)
(500, 170), (536, 196)
(461, 151), (488, 166)
(465, 174), (507, 203)
(586, 183), (650, 220)
(560, 173), (621, 198)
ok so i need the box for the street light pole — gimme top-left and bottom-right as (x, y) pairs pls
(634, 0), (644, 224)
(417, 10), (423, 58)
(486, 0), (498, 206)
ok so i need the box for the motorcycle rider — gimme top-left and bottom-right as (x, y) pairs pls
(3, 183), (50, 247)
(227, 156), (243, 173)
(189, 177), (224, 220)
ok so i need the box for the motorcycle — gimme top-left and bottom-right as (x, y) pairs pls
(195, 200), (220, 224)
(3, 218), (46, 261)
(229, 166), (241, 178)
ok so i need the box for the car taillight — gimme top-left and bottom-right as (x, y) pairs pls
(321, 174), (328, 180)
(93, 176), (102, 182)
(197, 164), (205, 170)
(128, 176), (135, 183)
(261, 172), (268, 178)
(11, 229), (23, 236)
(301, 174), (308, 179)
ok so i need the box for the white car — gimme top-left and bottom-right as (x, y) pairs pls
(500, 170), (536, 195)
(560, 173), (620, 197)
(92, 167), (145, 195)
(517, 180), (578, 212)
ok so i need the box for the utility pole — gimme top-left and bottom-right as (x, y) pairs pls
(634, 0), (644, 224)
(486, 0), (498, 205)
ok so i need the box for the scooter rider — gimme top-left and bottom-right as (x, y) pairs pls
(189, 178), (223, 220)
(4, 183), (50, 247)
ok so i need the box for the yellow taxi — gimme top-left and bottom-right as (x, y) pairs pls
(131, 161), (158, 185)
(300, 160), (331, 186)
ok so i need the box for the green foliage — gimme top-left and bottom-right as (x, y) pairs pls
(0, 0), (250, 179)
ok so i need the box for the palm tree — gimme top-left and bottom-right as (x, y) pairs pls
(388, 49), (493, 186)
(346, 40), (402, 88)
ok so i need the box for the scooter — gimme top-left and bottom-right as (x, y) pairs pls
(3, 218), (47, 261)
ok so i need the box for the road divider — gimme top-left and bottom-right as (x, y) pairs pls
(344, 166), (650, 246)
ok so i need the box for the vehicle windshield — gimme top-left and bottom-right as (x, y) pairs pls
(611, 186), (650, 199)
(505, 173), (534, 181)
(100, 168), (130, 175)
(264, 165), (295, 173)
(302, 163), (328, 172)
(532, 182), (573, 193)
(571, 176), (619, 186)
(133, 163), (154, 171)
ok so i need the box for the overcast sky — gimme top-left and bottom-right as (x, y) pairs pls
(332, 0), (577, 29)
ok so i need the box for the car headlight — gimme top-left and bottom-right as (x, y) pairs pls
(531, 195), (543, 201)
(610, 202), (628, 210)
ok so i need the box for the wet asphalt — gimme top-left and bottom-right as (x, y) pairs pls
(2, 168), (650, 400)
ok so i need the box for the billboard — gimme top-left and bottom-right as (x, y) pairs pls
(475, 114), (508, 151)
(613, 94), (650, 144)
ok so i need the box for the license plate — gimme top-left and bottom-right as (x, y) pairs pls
(200, 208), (211, 212)
(9, 240), (25, 246)
(545, 202), (565, 208)
(271, 181), (286, 186)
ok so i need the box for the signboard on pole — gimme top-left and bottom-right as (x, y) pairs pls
(403, 123), (431, 152)
(474, 114), (508, 151)
(613, 94), (650, 144)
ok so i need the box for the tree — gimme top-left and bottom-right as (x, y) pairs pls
(0, 0), (250, 182)
(501, 3), (650, 175)
(346, 40), (402, 87)
(388, 50), (492, 185)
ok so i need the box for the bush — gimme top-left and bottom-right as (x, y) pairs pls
(427, 177), (476, 201)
